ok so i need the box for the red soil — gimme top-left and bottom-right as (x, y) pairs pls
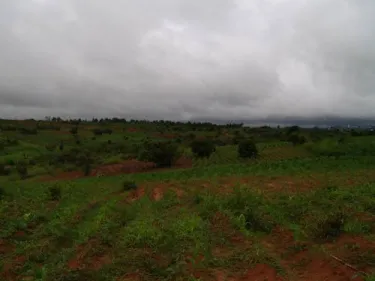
(0, 239), (13, 255)
(126, 187), (145, 203)
(151, 187), (163, 201)
(298, 258), (364, 281)
(238, 264), (284, 281)
(67, 239), (112, 271)
(127, 127), (141, 133)
(1, 255), (27, 281)
(117, 273), (142, 281)
(91, 160), (156, 176)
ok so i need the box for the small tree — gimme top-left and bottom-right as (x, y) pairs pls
(138, 141), (180, 167)
(238, 140), (258, 159)
(190, 139), (216, 158)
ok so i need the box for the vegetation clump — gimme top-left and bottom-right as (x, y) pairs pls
(48, 186), (61, 201)
(0, 163), (11, 176)
(191, 139), (216, 158)
(16, 161), (28, 179)
(122, 180), (138, 191)
(138, 141), (180, 167)
(238, 139), (258, 159)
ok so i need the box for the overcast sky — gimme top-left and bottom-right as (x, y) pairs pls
(1, 0), (374, 121)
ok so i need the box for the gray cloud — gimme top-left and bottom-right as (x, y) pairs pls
(0, 0), (375, 121)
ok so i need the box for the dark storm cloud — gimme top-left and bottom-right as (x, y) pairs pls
(0, 0), (375, 120)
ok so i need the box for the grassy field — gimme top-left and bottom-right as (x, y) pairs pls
(0, 119), (374, 281)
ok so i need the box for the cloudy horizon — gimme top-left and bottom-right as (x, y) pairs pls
(1, 0), (374, 121)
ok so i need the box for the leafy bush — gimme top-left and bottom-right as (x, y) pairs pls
(308, 211), (346, 242)
(92, 128), (112, 136)
(83, 162), (92, 176)
(77, 152), (93, 176)
(0, 164), (11, 176)
(0, 186), (5, 200)
(138, 141), (180, 167)
(92, 128), (103, 136)
(190, 139), (216, 158)
(238, 139), (258, 159)
(123, 181), (137, 191)
(286, 125), (300, 135)
(48, 186), (61, 201)
(288, 134), (307, 146)
(70, 127), (78, 135)
(16, 162), (28, 179)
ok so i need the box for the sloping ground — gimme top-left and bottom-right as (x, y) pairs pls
(1, 166), (374, 281)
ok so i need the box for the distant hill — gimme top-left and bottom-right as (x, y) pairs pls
(191, 116), (375, 128)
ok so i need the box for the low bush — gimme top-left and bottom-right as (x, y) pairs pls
(238, 139), (258, 159)
(190, 139), (216, 158)
(0, 164), (11, 176)
(123, 181), (138, 191)
(16, 162), (28, 179)
(138, 141), (180, 167)
(48, 186), (61, 201)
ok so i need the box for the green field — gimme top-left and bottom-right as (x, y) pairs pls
(0, 120), (374, 281)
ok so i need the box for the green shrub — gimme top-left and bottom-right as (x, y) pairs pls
(83, 162), (92, 176)
(308, 211), (346, 242)
(238, 139), (258, 159)
(59, 141), (64, 151)
(48, 186), (61, 201)
(123, 181), (137, 191)
(138, 141), (180, 167)
(288, 134), (307, 146)
(70, 127), (78, 135)
(190, 139), (216, 158)
(0, 164), (11, 176)
(16, 162), (28, 179)
(0, 187), (5, 200)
